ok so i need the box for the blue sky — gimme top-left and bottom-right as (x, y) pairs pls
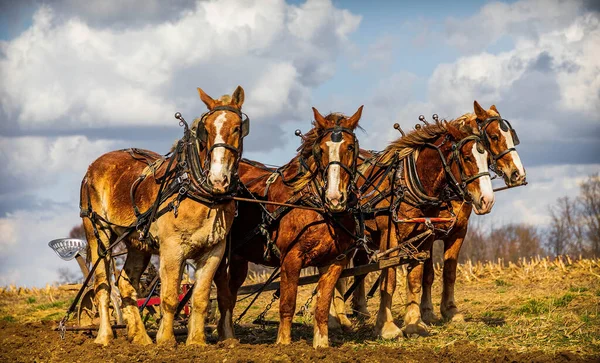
(0, 0), (598, 286)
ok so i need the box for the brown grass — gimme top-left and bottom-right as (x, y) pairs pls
(1, 256), (598, 357)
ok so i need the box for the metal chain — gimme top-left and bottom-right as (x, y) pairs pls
(298, 288), (317, 322)
(253, 290), (280, 328)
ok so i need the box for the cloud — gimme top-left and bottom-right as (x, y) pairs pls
(0, 135), (119, 196)
(0, 202), (81, 287)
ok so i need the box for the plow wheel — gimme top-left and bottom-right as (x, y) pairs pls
(77, 288), (124, 326)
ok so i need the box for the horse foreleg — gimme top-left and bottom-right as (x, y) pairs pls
(403, 261), (429, 337)
(420, 256), (437, 324)
(323, 270), (351, 332)
(156, 243), (183, 346)
(314, 262), (344, 349)
(118, 247), (152, 345)
(187, 239), (227, 345)
(276, 252), (302, 345)
(440, 229), (467, 322)
(83, 219), (114, 346)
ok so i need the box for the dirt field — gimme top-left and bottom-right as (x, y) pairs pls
(1, 256), (599, 362)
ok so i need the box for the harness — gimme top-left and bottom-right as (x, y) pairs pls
(234, 121), (363, 262)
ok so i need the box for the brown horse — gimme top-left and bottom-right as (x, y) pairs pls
(80, 86), (248, 346)
(328, 119), (496, 339)
(332, 101), (525, 337)
(420, 101), (526, 323)
(214, 106), (363, 348)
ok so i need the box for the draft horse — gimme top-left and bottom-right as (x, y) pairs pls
(80, 86), (249, 346)
(338, 119), (496, 339)
(214, 106), (363, 348)
(420, 101), (526, 323)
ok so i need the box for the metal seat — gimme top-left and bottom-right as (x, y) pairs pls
(48, 238), (88, 261)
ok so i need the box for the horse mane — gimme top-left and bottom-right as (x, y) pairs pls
(283, 112), (355, 192)
(376, 115), (470, 165)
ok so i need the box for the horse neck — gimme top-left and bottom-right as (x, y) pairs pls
(415, 139), (450, 198)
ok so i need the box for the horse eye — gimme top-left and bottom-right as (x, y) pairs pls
(233, 126), (241, 133)
(347, 144), (355, 151)
(490, 135), (499, 141)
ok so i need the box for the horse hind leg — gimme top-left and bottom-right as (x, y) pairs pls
(83, 218), (114, 346)
(187, 239), (227, 346)
(215, 255), (248, 340)
(118, 247), (152, 345)
(420, 256), (438, 324)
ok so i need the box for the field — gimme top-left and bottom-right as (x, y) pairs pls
(1, 256), (599, 362)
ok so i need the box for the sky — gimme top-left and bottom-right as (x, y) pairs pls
(0, 0), (599, 286)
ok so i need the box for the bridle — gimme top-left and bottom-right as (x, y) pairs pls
(301, 119), (360, 210)
(190, 105), (250, 194)
(420, 134), (491, 200)
(476, 116), (520, 176)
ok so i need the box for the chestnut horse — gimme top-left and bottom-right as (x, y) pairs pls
(214, 106), (363, 348)
(331, 101), (524, 337)
(328, 120), (496, 339)
(80, 86), (248, 346)
(420, 102), (526, 323)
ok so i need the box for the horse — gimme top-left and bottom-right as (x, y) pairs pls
(330, 101), (525, 338)
(214, 106), (363, 348)
(419, 101), (526, 323)
(79, 86), (249, 346)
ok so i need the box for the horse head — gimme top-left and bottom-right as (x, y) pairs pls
(311, 106), (363, 213)
(446, 124), (495, 215)
(196, 86), (249, 194)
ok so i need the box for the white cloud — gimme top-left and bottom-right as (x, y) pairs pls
(0, 219), (17, 254)
(0, 135), (119, 195)
(0, 203), (81, 287)
(0, 0), (361, 136)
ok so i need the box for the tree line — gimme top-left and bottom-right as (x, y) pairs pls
(457, 173), (600, 263)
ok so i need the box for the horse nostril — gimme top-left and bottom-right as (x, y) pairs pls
(511, 170), (520, 182)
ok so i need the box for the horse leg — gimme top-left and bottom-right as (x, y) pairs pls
(323, 269), (351, 332)
(155, 241), (183, 346)
(440, 229), (467, 322)
(187, 239), (227, 345)
(420, 256), (437, 324)
(276, 252), (303, 345)
(118, 247), (152, 345)
(374, 267), (402, 339)
(82, 218), (114, 346)
(351, 250), (370, 319)
(403, 261), (429, 337)
(216, 255), (248, 340)
(314, 262), (345, 348)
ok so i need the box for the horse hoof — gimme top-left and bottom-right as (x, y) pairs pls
(132, 334), (153, 346)
(378, 322), (402, 340)
(402, 322), (429, 338)
(442, 307), (464, 322)
(93, 336), (111, 346)
(157, 336), (177, 348)
(451, 313), (465, 323)
(421, 310), (439, 325)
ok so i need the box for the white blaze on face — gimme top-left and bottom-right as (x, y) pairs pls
(499, 127), (525, 177)
(325, 139), (344, 203)
(472, 143), (494, 209)
(209, 112), (229, 184)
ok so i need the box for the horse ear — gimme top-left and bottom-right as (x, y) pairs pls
(346, 105), (364, 129)
(312, 107), (329, 129)
(231, 85), (245, 109)
(490, 104), (499, 113)
(198, 87), (216, 110)
(473, 100), (487, 122)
